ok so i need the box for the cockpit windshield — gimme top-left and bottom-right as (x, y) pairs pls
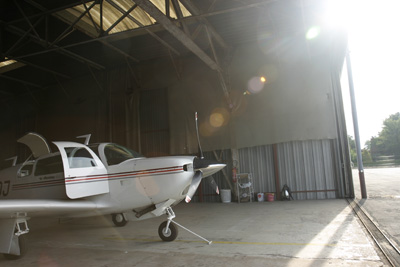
(89, 143), (144, 166)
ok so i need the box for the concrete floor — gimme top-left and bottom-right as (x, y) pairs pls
(1, 199), (384, 266)
(353, 167), (400, 249)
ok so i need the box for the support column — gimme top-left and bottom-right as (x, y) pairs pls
(346, 50), (367, 199)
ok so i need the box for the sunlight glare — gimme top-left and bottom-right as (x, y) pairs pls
(340, 0), (400, 145)
(306, 26), (321, 40)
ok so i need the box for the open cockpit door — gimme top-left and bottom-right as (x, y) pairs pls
(53, 141), (109, 199)
(17, 132), (51, 158)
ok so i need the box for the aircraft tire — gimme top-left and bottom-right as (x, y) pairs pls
(3, 235), (27, 260)
(112, 213), (128, 227)
(158, 221), (178, 242)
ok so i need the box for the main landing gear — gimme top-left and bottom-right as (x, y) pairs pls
(158, 207), (212, 244)
(112, 213), (128, 227)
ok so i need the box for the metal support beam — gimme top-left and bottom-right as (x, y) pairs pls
(11, 0), (275, 64)
(12, 1), (94, 24)
(180, 0), (230, 50)
(171, 0), (190, 35)
(99, 0), (104, 35)
(5, 24), (105, 70)
(24, 84), (40, 105)
(165, 0), (170, 18)
(104, 4), (138, 34)
(24, 0), (139, 65)
(0, 74), (41, 88)
(53, 74), (71, 99)
(106, 0), (180, 55)
(83, 1), (100, 35)
(273, 144), (281, 200)
(213, 150), (234, 192)
(133, 0), (220, 71)
(14, 0), (41, 39)
(5, 16), (44, 56)
(205, 25), (233, 107)
(101, 41), (139, 62)
(50, 1), (97, 47)
(168, 49), (181, 80)
(87, 65), (104, 92)
(17, 58), (71, 79)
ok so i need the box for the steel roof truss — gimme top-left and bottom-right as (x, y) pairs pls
(180, 0), (229, 50)
(0, 74), (41, 88)
(133, 0), (220, 71)
(171, 0), (190, 36)
(105, 0), (180, 55)
(82, 1), (101, 36)
(5, 20), (105, 70)
(23, 0), (139, 66)
(14, 0), (41, 40)
(104, 4), (138, 35)
(5, 16), (44, 56)
(49, 1), (97, 47)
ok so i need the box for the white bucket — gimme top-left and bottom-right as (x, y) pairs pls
(257, 192), (264, 202)
(220, 189), (231, 203)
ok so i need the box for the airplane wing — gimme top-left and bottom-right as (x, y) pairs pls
(0, 199), (104, 257)
(0, 199), (101, 219)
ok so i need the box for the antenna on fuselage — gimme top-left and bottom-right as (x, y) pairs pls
(76, 134), (91, 145)
(5, 156), (18, 166)
(195, 112), (204, 159)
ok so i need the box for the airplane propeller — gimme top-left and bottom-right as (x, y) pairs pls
(185, 171), (202, 203)
(206, 176), (219, 195)
(184, 113), (224, 203)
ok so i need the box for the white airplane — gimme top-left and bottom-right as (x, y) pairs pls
(0, 129), (225, 259)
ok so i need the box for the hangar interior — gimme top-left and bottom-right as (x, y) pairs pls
(0, 0), (354, 201)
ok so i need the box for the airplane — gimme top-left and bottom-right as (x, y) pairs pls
(0, 129), (226, 259)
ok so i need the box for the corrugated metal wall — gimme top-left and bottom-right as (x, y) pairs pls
(238, 145), (276, 194)
(276, 140), (337, 200)
(194, 139), (340, 202)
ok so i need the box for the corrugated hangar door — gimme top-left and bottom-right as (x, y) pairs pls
(139, 88), (170, 157)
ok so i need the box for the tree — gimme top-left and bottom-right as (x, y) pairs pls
(369, 112), (400, 157)
(348, 135), (372, 165)
(362, 149), (372, 164)
(348, 135), (357, 164)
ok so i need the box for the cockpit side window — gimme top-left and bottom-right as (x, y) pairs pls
(104, 144), (142, 166)
(18, 162), (34, 178)
(34, 155), (64, 176)
(65, 147), (97, 168)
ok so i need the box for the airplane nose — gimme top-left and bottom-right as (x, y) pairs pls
(193, 158), (226, 178)
(185, 158), (226, 203)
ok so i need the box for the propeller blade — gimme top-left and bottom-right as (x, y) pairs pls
(206, 176), (219, 195)
(185, 171), (203, 203)
(193, 158), (226, 178)
(195, 112), (204, 159)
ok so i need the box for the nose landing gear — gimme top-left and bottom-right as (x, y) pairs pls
(158, 207), (212, 245)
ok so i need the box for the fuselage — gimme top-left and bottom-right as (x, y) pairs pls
(0, 143), (196, 218)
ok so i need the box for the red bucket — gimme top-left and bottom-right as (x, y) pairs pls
(267, 193), (275, 202)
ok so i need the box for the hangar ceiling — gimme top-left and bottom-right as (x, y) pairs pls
(0, 0), (329, 104)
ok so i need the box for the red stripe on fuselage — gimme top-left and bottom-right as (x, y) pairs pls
(65, 166), (184, 183)
(11, 166), (185, 190)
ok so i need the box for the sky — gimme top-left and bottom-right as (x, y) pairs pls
(338, 0), (400, 147)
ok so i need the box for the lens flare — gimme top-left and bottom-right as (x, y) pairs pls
(209, 108), (230, 128)
(210, 113), (224, 128)
(247, 76), (266, 94)
(306, 26), (321, 40)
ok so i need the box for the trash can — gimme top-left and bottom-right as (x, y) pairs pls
(220, 189), (231, 203)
